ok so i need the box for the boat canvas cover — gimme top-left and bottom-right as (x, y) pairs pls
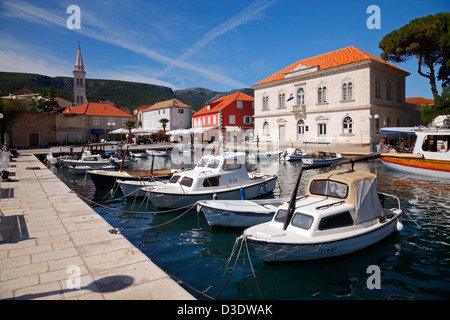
(305, 170), (383, 224)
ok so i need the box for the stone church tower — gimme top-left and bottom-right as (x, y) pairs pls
(73, 44), (86, 106)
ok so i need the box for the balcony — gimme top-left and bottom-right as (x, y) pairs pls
(291, 105), (306, 118)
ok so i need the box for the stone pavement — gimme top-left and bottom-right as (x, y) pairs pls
(0, 153), (194, 300)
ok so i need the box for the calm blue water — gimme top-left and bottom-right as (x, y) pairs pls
(51, 155), (450, 300)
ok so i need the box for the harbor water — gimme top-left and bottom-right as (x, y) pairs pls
(49, 155), (450, 300)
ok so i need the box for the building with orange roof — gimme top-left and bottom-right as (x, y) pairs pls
(252, 46), (423, 148)
(63, 102), (135, 142)
(192, 92), (254, 142)
(141, 99), (193, 135)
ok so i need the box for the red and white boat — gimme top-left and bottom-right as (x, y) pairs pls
(380, 116), (450, 179)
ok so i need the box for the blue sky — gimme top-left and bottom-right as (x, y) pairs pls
(0, 0), (448, 99)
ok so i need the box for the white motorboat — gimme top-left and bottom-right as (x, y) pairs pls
(68, 164), (116, 175)
(249, 150), (283, 161)
(146, 148), (171, 157)
(380, 116), (450, 179)
(243, 158), (403, 263)
(116, 179), (167, 198)
(130, 151), (148, 158)
(197, 198), (289, 229)
(301, 142), (342, 165)
(60, 151), (130, 168)
(280, 148), (308, 161)
(45, 146), (75, 165)
(141, 153), (278, 209)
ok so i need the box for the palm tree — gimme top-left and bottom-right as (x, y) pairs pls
(159, 118), (169, 140)
(124, 119), (136, 142)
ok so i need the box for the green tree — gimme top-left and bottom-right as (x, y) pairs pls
(159, 118), (169, 136)
(420, 87), (450, 123)
(124, 119), (136, 141)
(34, 87), (59, 112)
(379, 13), (450, 98)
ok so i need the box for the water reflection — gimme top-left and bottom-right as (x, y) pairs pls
(49, 155), (450, 300)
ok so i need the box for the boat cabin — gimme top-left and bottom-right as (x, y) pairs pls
(166, 153), (250, 191)
(272, 170), (384, 237)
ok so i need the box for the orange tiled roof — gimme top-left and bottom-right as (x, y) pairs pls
(63, 102), (134, 117)
(193, 92), (254, 117)
(142, 99), (191, 112)
(406, 97), (435, 106)
(253, 46), (408, 86)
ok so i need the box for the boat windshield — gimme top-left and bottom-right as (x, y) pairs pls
(274, 209), (287, 223)
(309, 179), (348, 199)
(291, 213), (314, 230)
(169, 175), (181, 183)
(196, 157), (209, 167)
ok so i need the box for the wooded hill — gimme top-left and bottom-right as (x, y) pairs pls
(0, 72), (253, 111)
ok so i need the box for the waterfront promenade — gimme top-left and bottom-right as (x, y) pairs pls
(0, 151), (194, 300)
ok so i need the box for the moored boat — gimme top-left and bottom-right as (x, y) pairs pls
(197, 198), (289, 229)
(243, 154), (403, 263)
(141, 153), (277, 209)
(116, 179), (167, 198)
(280, 148), (308, 161)
(380, 119), (450, 179)
(301, 142), (342, 165)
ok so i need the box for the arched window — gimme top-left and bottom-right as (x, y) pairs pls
(262, 96), (269, 110)
(375, 80), (381, 99)
(318, 87), (322, 103)
(343, 116), (352, 134)
(322, 87), (327, 102)
(342, 83), (347, 100)
(278, 93), (285, 108)
(348, 82), (352, 100)
(297, 88), (304, 105)
(263, 121), (269, 136)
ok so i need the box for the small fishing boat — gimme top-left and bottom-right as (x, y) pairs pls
(249, 150), (283, 161)
(301, 142), (342, 165)
(60, 151), (130, 168)
(141, 153), (277, 209)
(197, 198), (289, 229)
(130, 151), (148, 158)
(280, 148), (308, 161)
(116, 179), (167, 198)
(68, 164), (116, 175)
(380, 116), (450, 179)
(146, 148), (171, 157)
(88, 168), (178, 189)
(45, 146), (75, 166)
(243, 153), (403, 263)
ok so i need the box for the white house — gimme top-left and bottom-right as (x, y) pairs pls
(141, 99), (193, 133)
(251, 46), (422, 148)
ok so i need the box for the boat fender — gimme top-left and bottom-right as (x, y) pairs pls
(213, 192), (218, 200)
(395, 220), (403, 232)
(259, 185), (264, 195)
(263, 182), (268, 193)
(240, 187), (246, 200)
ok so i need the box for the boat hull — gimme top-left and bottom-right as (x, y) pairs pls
(302, 156), (342, 165)
(381, 157), (450, 179)
(117, 180), (163, 198)
(198, 198), (288, 229)
(245, 212), (403, 263)
(88, 170), (174, 188)
(146, 176), (277, 209)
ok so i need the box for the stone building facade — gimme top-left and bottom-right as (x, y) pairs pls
(252, 46), (422, 148)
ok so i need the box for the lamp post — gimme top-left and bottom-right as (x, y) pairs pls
(0, 113), (4, 147)
(368, 114), (379, 152)
(108, 121), (116, 141)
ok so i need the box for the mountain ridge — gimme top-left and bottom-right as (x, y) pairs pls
(0, 72), (254, 111)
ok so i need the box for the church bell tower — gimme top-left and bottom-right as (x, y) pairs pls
(73, 44), (86, 106)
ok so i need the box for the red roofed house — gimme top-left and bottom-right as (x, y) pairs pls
(252, 46), (423, 148)
(63, 102), (135, 142)
(192, 92), (254, 142)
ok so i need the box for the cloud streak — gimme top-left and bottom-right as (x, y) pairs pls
(0, 0), (265, 89)
(157, 0), (277, 77)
